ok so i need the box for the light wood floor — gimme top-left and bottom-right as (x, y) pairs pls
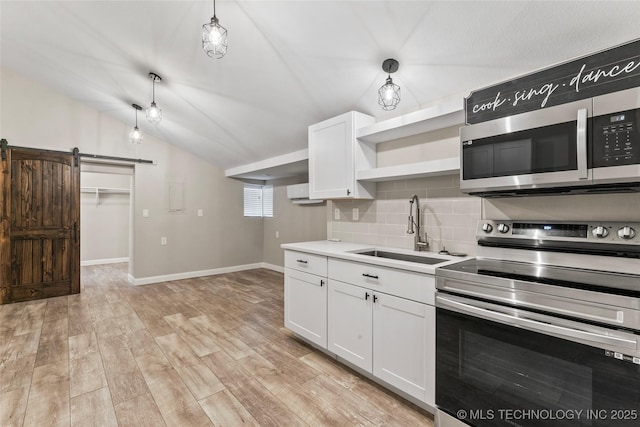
(1, 264), (434, 426)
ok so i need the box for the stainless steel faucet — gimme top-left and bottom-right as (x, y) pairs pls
(407, 195), (428, 251)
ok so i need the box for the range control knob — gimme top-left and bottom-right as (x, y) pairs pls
(617, 226), (636, 240)
(481, 223), (493, 233)
(592, 226), (609, 238)
(497, 223), (510, 234)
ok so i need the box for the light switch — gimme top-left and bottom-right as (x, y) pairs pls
(197, 209), (203, 217)
(161, 237), (167, 246)
(143, 209), (149, 218)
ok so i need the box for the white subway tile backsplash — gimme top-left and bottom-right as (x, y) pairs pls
(385, 235), (414, 250)
(376, 200), (406, 214)
(384, 213), (411, 225)
(423, 199), (454, 214)
(453, 198), (482, 214)
(329, 176), (478, 254)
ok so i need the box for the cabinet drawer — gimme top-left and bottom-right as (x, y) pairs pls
(328, 258), (434, 304)
(285, 250), (328, 276)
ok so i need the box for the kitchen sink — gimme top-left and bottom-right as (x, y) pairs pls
(356, 250), (447, 265)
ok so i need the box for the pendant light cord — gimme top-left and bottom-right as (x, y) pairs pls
(213, 0), (217, 19)
(152, 79), (155, 103)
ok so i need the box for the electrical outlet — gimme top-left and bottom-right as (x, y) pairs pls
(334, 208), (340, 220)
(197, 209), (203, 217)
(161, 237), (167, 246)
(275, 231), (280, 238)
(352, 208), (359, 221)
(143, 209), (149, 218)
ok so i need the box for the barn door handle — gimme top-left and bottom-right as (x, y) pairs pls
(0, 139), (7, 160)
(74, 221), (78, 243)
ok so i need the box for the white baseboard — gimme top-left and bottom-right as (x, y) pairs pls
(81, 257), (129, 266)
(261, 262), (284, 273)
(128, 262), (268, 286)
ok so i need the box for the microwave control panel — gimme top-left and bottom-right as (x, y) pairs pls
(592, 108), (640, 167)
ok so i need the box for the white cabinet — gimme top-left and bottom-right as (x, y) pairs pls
(327, 279), (373, 371)
(373, 293), (434, 405)
(308, 111), (376, 199)
(284, 250), (328, 348)
(327, 259), (436, 405)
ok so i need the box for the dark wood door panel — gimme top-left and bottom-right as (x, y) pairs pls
(1, 147), (79, 304)
(10, 158), (72, 230)
(11, 238), (70, 285)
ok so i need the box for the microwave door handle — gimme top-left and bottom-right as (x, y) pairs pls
(437, 295), (638, 353)
(576, 108), (589, 179)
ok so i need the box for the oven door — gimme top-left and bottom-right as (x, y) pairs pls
(460, 98), (592, 194)
(436, 293), (640, 427)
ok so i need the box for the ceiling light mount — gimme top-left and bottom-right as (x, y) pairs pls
(129, 103), (143, 144)
(202, 0), (228, 59)
(381, 58), (399, 75)
(378, 58), (401, 111)
(146, 72), (163, 124)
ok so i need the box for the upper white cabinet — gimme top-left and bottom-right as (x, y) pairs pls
(308, 111), (376, 199)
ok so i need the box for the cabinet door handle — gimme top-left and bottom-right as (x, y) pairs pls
(362, 273), (379, 279)
(346, 189), (351, 196)
(373, 295), (378, 303)
(296, 259), (308, 264)
(320, 280), (324, 287)
(365, 292), (370, 300)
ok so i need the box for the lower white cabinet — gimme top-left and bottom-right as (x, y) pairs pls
(373, 292), (434, 405)
(284, 268), (327, 348)
(328, 279), (373, 371)
(327, 279), (435, 404)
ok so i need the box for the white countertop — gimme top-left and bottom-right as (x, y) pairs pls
(281, 240), (470, 274)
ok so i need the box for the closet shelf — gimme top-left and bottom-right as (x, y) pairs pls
(81, 187), (130, 204)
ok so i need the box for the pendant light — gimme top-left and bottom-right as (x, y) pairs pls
(378, 58), (401, 111)
(202, 0), (228, 59)
(129, 104), (143, 144)
(146, 72), (163, 124)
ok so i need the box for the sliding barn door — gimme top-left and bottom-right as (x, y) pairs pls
(0, 147), (80, 304)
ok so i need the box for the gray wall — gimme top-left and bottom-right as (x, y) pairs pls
(1, 67), (264, 281)
(263, 177), (328, 268)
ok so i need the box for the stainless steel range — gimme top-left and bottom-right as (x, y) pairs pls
(435, 220), (640, 427)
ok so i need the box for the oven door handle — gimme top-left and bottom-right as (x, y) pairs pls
(437, 294), (639, 354)
(576, 108), (589, 180)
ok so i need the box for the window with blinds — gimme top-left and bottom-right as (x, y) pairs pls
(243, 184), (273, 217)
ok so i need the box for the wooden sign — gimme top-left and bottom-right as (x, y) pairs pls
(465, 39), (640, 124)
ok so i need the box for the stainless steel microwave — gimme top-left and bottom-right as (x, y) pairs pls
(460, 87), (640, 196)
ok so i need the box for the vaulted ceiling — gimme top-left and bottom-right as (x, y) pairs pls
(2, 1), (639, 171)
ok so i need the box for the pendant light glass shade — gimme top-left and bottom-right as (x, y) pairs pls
(202, 0), (227, 58)
(378, 58), (401, 111)
(129, 104), (143, 144)
(378, 76), (401, 111)
(146, 72), (163, 124)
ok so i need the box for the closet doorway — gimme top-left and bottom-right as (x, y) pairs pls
(80, 162), (133, 268)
